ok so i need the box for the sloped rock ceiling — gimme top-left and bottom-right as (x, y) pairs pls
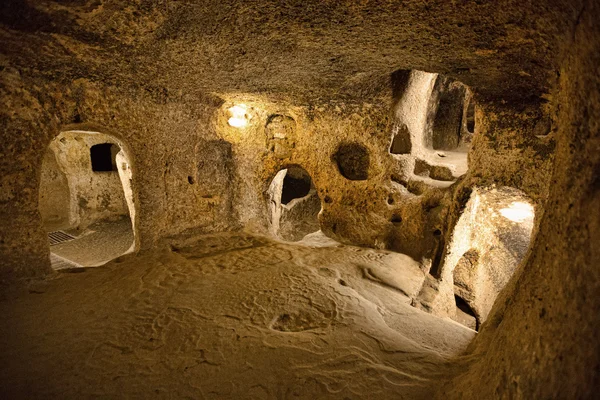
(0, 0), (584, 102)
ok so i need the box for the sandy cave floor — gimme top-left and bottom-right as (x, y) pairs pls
(0, 231), (474, 399)
(48, 217), (135, 268)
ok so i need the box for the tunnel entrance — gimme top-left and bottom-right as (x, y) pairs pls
(442, 186), (535, 329)
(90, 143), (119, 172)
(454, 295), (478, 331)
(267, 166), (321, 242)
(39, 130), (136, 269)
(389, 123), (412, 155)
(281, 169), (312, 205)
(419, 74), (474, 182)
(389, 70), (474, 193)
(430, 77), (467, 151)
(465, 99), (475, 134)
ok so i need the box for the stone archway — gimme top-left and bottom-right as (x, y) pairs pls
(39, 129), (138, 268)
(438, 186), (536, 329)
(266, 166), (322, 242)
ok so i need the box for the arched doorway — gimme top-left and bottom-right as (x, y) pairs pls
(443, 186), (536, 330)
(39, 130), (137, 269)
(266, 166), (321, 242)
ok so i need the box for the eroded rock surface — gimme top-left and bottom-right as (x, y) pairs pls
(0, 0), (598, 398)
(0, 232), (473, 399)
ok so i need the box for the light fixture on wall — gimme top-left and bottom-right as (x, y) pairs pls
(228, 104), (251, 128)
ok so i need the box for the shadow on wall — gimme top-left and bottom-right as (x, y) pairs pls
(194, 139), (236, 220)
(267, 166), (322, 242)
(38, 130), (137, 268)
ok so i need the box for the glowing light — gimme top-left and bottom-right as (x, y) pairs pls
(499, 201), (534, 223)
(228, 105), (250, 128)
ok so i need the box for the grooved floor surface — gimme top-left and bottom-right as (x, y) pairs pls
(49, 217), (135, 268)
(0, 232), (474, 399)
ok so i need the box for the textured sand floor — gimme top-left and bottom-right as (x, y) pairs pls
(0, 231), (474, 399)
(49, 217), (135, 267)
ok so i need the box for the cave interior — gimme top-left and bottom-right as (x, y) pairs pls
(0, 0), (599, 399)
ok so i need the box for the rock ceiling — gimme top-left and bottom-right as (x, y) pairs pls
(0, 0), (583, 103)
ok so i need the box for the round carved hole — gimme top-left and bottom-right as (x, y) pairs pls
(333, 142), (370, 181)
(281, 168), (312, 205)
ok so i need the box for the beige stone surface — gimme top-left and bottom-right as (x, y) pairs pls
(50, 217), (134, 267)
(0, 0), (598, 397)
(43, 130), (131, 230)
(420, 186), (536, 327)
(38, 148), (70, 228)
(0, 232), (474, 399)
(438, 1), (600, 397)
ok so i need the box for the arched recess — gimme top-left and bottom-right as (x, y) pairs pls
(390, 70), (474, 190)
(440, 186), (536, 329)
(428, 76), (467, 151)
(266, 165), (322, 242)
(38, 127), (139, 268)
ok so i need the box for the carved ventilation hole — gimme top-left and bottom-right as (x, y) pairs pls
(90, 143), (118, 172)
(48, 231), (76, 246)
(466, 101), (475, 134)
(281, 168), (312, 205)
(390, 123), (412, 154)
(391, 215), (402, 224)
(454, 295), (478, 331)
(333, 142), (370, 181)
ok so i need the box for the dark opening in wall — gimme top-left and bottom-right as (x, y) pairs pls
(390, 123), (412, 154)
(441, 187), (535, 329)
(430, 76), (467, 151)
(466, 100), (475, 134)
(333, 142), (370, 181)
(267, 166), (321, 242)
(281, 168), (312, 205)
(391, 69), (412, 102)
(454, 295), (478, 331)
(90, 143), (118, 172)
